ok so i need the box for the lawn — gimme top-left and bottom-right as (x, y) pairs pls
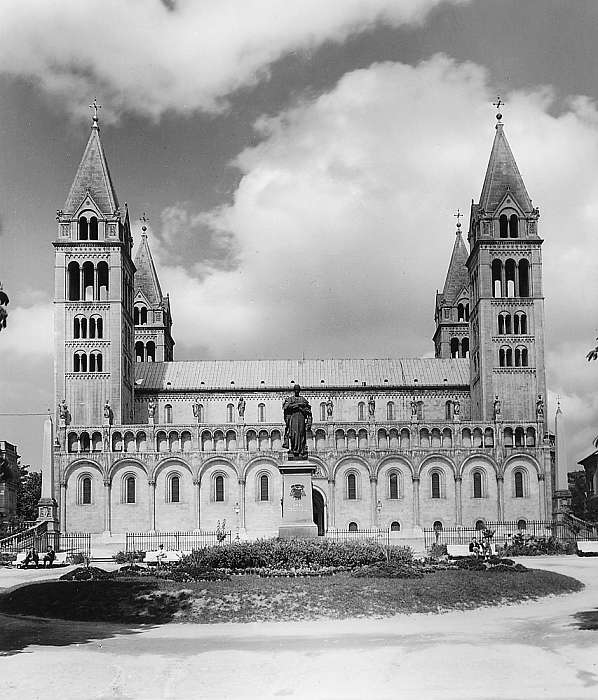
(0, 569), (583, 624)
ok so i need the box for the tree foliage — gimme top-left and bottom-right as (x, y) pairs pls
(16, 461), (41, 521)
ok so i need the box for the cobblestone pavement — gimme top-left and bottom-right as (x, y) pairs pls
(1, 556), (597, 699)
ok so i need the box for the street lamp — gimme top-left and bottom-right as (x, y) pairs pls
(234, 501), (240, 540)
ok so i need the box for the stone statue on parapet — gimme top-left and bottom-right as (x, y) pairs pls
(58, 399), (69, 423)
(282, 384), (312, 460)
(536, 394), (544, 419)
(237, 396), (246, 419)
(493, 395), (501, 419)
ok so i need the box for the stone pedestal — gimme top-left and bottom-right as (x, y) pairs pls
(278, 461), (318, 539)
(553, 489), (572, 517)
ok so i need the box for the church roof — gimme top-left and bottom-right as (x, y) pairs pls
(479, 123), (532, 213)
(64, 120), (119, 214)
(134, 234), (163, 305)
(440, 230), (469, 305)
(135, 358), (470, 392)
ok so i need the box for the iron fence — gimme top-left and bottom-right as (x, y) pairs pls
(0, 525), (91, 556)
(325, 528), (390, 546)
(126, 530), (232, 553)
(422, 519), (588, 547)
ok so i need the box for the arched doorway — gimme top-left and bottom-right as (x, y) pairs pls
(312, 488), (325, 536)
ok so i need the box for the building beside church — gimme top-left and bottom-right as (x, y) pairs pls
(46, 108), (567, 544)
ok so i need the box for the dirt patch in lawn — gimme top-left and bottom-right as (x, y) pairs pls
(0, 568), (583, 624)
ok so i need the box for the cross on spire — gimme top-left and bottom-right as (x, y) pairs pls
(454, 208), (462, 232)
(492, 96), (504, 123)
(140, 212), (149, 235)
(89, 98), (102, 124)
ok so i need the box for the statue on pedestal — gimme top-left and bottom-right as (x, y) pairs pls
(148, 399), (156, 423)
(192, 397), (202, 422)
(536, 394), (544, 419)
(237, 397), (246, 420)
(282, 384), (312, 460)
(103, 400), (112, 425)
(58, 399), (69, 424)
(368, 396), (376, 419)
(326, 398), (334, 420)
(493, 395), (501, 420)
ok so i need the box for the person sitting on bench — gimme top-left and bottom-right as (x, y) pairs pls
(23, 548), (39, 569)
(43, 547), (56, 568)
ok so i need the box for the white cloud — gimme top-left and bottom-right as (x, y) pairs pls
(0, 0), (468, 120)
(144, 55), (598, 465)
(0, 302), (53, 356)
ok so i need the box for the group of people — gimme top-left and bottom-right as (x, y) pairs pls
(468, 538), (493, 559)
(21, 547), (56, 569)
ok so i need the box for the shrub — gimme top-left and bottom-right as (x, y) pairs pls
(429, 543), (447, 558)
(113, 550), (146, 564)
(503, 534), (570, 557)
(68, 553), (86, 565)
(60, 566), (112, 581)
(351, 562), (424, 579)
(178, 539), (411, 571)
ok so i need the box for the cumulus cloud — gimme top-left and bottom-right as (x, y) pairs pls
(145, 55), (598, 464)
(0, 0), (468, 120)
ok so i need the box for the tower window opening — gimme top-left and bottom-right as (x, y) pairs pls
(347, 473), (357, 500)
(215, 475), (225, 502)
(514, 470), (524, 498)
(97, 261), (109, 300)
(357, 402), (365, 421)
(465, 303), (470, 321)
(499, 214), (508, 238)
(389, 472), (399, 499)
(140, 307), (148, 325)
(260, 474), (269, 501)
(509, 214), (519, 238)
(78, 216), (88, 240)
(461, 337), (469, 358)
(125, 476), (136, 504)
(135, 341), (144, 363)
(89, 216), (99, 240)
(457, 303), (465, 321)
(519, 259), (530, 297)
(505, 259), (516, 298)
(67, 261), (80, 301)
(473, 471), (483, 498)
(450, 337), (460, 358)
(492, 260), (502, 297)
(146, 341), (155, 362)
(82, 261), (94, 301)
(387, 401), (395, 421)
(134, 307), (139, 325)
(431, 472), (441, 499)
(169, 475), (180, 503)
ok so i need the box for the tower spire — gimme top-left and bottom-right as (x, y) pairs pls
(89, 98), (102, 130)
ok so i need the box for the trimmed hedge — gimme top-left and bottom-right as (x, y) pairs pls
(177, 539), (413, 571)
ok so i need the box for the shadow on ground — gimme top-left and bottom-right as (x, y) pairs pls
(573, 608), (598, 630)
(0, 580), (191, 655)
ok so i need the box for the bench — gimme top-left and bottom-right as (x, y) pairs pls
(143, 549), (190, 565)
(14, 551), (70, 568)
(446, 543), (497, 558)
(576, 541), (598, 556)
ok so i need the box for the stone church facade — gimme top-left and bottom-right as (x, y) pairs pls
(49, 110), (556, 542)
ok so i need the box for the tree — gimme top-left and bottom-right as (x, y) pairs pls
(16, 461), (41, 521)
(568, 470), (587, 520)
(0, 282), (8, 332)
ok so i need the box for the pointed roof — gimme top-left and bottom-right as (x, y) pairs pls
(134, 233), (163, 306)
(64, 118), (119, 214)
(441, 228), (470, 304)
(479, 123), (532, 213)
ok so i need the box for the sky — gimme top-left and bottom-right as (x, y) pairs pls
(1, 0), (598, 470)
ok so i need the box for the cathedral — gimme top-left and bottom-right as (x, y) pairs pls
(46, 107), (567, 547)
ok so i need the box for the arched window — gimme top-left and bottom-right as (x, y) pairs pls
(473, 471), (483, 498)
(457, 303), (465, 321)
(67, 261), (80, 301)
(135, 341), (144, 362)
(498, 313), (505, 335)
(226, 404), (234, 423)
(445, 401), (453, 420)
(125, 476), (136, 504)
(519, 259), (530, 297)
(260, 474), (269, 501)
(514, 470), (525, 498)
(503, 427), (513, 447)
(81, 476), (92, 504)
(450, 337), (459, 358)
(81, 261), (94, 301)
(514, 312), (527, 335)
(258, 403), (266, 422)
(74, 315), (87, 339)
(140, 307), (148, 325)
(492, 259), (502, 298)
(215, 474), (225, 502)
(89, 216), (99, 240)
(146, 341), (155, 362)
(347, 473), (357, 500)
(431, 472), (441, 499)
(509, 214), (518, 238)
(79, 432), (90, 452)
(357, 402), (366, 421)
(386, 401), (395, 421)
(78, 216), (89, 240)
(499, 214), (508, 238)
(97, 261), (109, 300)
(134, 307), (139, 325)
(164, 404), (173, 424)
(505, 259), (516, 298)
(515, 427), (525, 447)
(390, 521), (401, 532)
(168, 474), (180, 503)
(465, 303), (470, 321)
(526, 427), (536, 447)
(320, 402), (326, 421)
(461, 337), (469, 358)
(89, 351), (102, 372)
(74, 351), (87, 372)
(348, 522), (358, 532)
(88, 314), (102, 339)
(389, 472), (399, 499)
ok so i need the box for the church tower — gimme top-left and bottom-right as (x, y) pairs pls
(433, 218), (470, 359)
(54, 105), (135, 426)
(133, 222), (174, 363)
(467, 110), (546, 424)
